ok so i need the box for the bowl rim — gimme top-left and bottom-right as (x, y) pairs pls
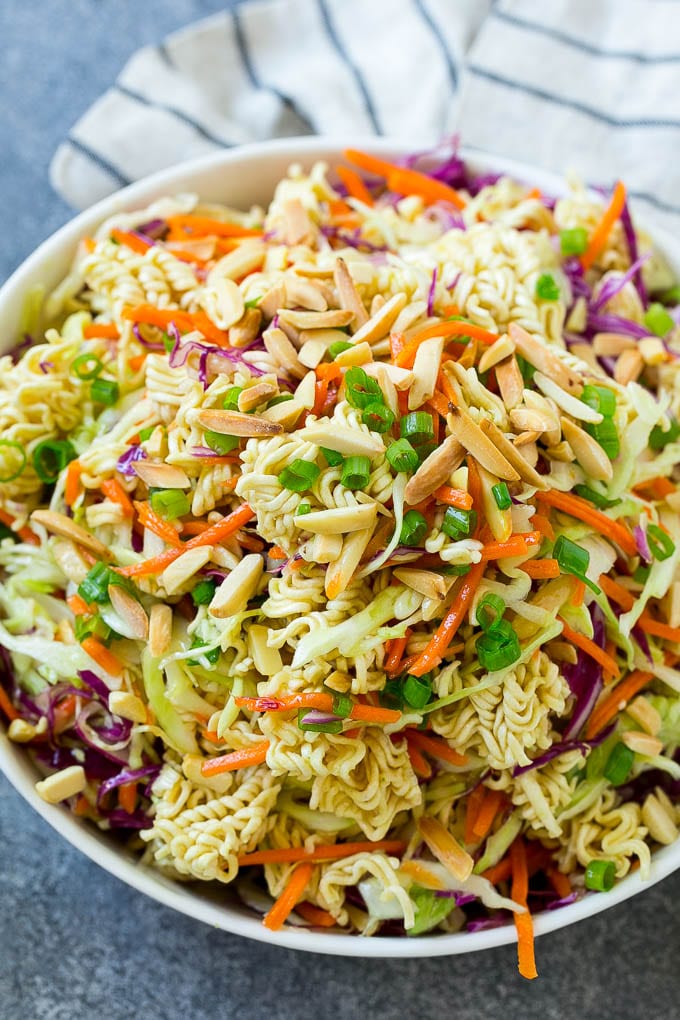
(2, 135), (679, 958)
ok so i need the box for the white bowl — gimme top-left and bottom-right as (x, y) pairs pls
(1, 137), (678, 957)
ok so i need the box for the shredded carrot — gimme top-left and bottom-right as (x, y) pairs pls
(426, 392), (451, 419)
(558, 618), (620, 678)
(201, 729), (221, 743)
(385, 633), (410, 674)
(312, 377), (329, 417)
(481, 532), (540, 561)
(406, 740), (433, 779)
(81, 637), (124, 677)
(536, 489), (636, 556)
(189, 310), (231, 347)
(603, 639), (618, 685)
(482, 857), (513, 885)
(64, 461), (83, 507)
(547, 868), (572, 900)
(166, 214), (264, 239)
(336, 164), (374, 206)
(123, 304), (192, 331)
(532, 513), (555, 541)
(67, 593), (91, 616)
(237, 531), (265, 553)
(0, 508), (39, 546)
(526, 187), (542, 200)
(633, 476), (676, 500)
(598, 574), (635, 611)
(408, 559), (486, 676)
(118, 503), (254, 577)
(110, 227), (152, 255)
(471, 789), (505, 842)
(511, 839), (538, 980)
(638, 613), (680, 644)
(585, 669), (654, 738)
(396, 320), (499, 369)
(73, 794), (90, 816)
(463, 784), (487, 845)
(520, 558), (560, 579)
(118, 781), (137, 815)
(294, 901), (338, 928)
(82, 238), (97, 253)
(233, 693), (400, 726)
(263, 862), (314, 931)
(315, 361), (343, 382)
(239, 840), (407, 867)
(83, 322), (120, 340)
(389, 331), (406, 361)
(343, 149), (466, 210)
(570, 577), (586, 606)
(134, 501), (183, 547)
(201, 741), (270, 777)
(269, 544), (288, 561)
(101, 478), (135, 518)
(433, 486), (473, 511)
(352, 703), (402, 725)
(128, 353), (146, 372)
(580, 180), (627, 272)
(180, 520), (212, 536)
(404, 728), (468, 767)
(0, 685), (20, 722)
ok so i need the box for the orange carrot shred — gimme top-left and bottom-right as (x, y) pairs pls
(0, 685), (20, 722)
(166, 214), (264, 239)
(263, 862), (315, 931)
(537, 489), (636, 556)
(396, 320), (499, 369)
(511, 839), (538, 980)
(110, 228), (153, 255)
(585, 669), (654, 738)
(408, 559), (486, 676)
(101, 478), (135, 518)
(547, 868), (572, 900)
(64, 461), (83, 508)
(463, 784), (487, 845)
(580, 180), (627, 271)
(532, 513), (555, 541)
(385, 633), (410, 674)
(83, 323), (120, 340)
(67, 593), (91, 616)
(638, 614), (680, 644)
(598, 574), (635, 611)
(433, 486), (473, 511)
(404, 728), (468, 767)
(406, 740), (433, 779)
(118, 781), (137, 815)
(134, 501), (182, 547)
(201, 741), (270, 777)
(336, 165), (374, 206)
(570, 577), (586, 606)
(558, 618), (620, 678)
(471, 789), (505, 842)
(520, 558), (560, 579)
(239, 840), (407, 867)
(294, 901), (338, 928)
(81, 637), (124, 677)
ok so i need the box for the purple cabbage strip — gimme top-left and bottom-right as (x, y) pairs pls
(102, 809), (153, 830)
(320, 224), (388, 253)
(299, 709), (342, 726)
(620, 200), (648, 308)
(466, 915), (510, 933)
(562, 603), (605, 740)
(9, 334), (33, 364)
(545, 891), (580, 911)
(135, 218), (167, 240)
(586, 311), (649, 339)
(39, 360), (53, 374)
(96, 763), (161, 807)
(633, 523), (652, 564)
(116, 445), (146, 477)
(78, 669), (112, 702)
(591, 254), (651, 313)
(427, 268), (437, 316)
(434, 891), (477, 906)
(512, 723), (615, 777)
(132, 322), (164, 351)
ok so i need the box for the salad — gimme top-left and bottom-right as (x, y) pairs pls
(1, 145), (680, 978)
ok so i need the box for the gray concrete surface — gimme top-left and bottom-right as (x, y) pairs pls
(1, 3), (680, 1018)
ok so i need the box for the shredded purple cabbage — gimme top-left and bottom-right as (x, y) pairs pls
(78, 669), (113, 702)
(116, 445), (146, 477)
(39, 360), (53, 374)
(512, 723), (614, 776)
(591, 254), (651, 313)
(562, 604), (605, 739)
(320, 225), (388, 253)
(427, 268), (437, 316)
(587, 311), (649, 339)
(620, 200), (648, 308)
(634, 523), (652, 563)
(135, 218), (167, 241)
(96, 763), (161, 807)
(132, 322), (165, 351)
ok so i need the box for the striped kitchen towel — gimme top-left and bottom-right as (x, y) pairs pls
(50, 0), (680, 230)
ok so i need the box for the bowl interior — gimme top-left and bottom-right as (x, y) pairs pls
(2, 137), (679, 957)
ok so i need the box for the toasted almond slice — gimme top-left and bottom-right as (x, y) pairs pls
(209, 553), (264, 618)
(282, 198), (314, 246)
(393, 299), (428, 335)
(334, 341), (373, 367)
(351, 293), (408, 346)
(404, 435), (465, 505)
(509, 407), (558, 433)
(565, 296), (588, 333)
(363, 361), (414, 391)
(457, 337), (479, 371)
(160, 546), (213, 596)
(545, 440), (575, 462)
(560, 417), (613, 482)
(294, 503), (378, 535)
(51, 537), (90, 584)
(36, 765), (86, 804)
(626, 696), (662, 736)
(284, 275), (328, 312)
(667, 580), (680, 629)
(301, 423), (384, 457)
(495, 355), (524, 410)
(292, 263), (335, 279)
(278, 308), (354, 331)
(9, 718), (42, 743)
(446, 408), (520, 482)
(533, 370), (603, 423)
(31, 510), (111, 559)
(570, 342), (600, 372)
(477, 462), (512, 542)
(370, 294), (386, 316)
(258, 283), (286, 321)
(229, 307), (262, 348)
(210, 241), (266, 281)
(247, 623), (283, 677)
(197, 408), (283, 437)
(295, 370), (317, 410)
(260, 400), (305, 430)
(545, 639), (578, 665)
(311, 532), (344, 563)
(298, 327), (353, 350)
(418, 816), (474, 882)
(614, 347), (644, 385)
(325, 525), (375, 598)
(237, 380), (279, 413)
(592, 332), (636, 356)
(513, 430), (542, 447)
(333, 256), (369, 329)
(149, 603), (173, 657)
(298, 337), (328, 369)
(202, 277), (245, 330)
(133, 461), (191, 489)
(393, 567), (452, 600)
(409, 336), (445, 410)
(108, 690), (148, 724)
(638, 336), (667, 366)
(478, 333), (516, 374)
(262, 326), (306, 378)
(642, 792), (678, 845)
(479, 419), (547, 489)
(365, 362), (398, 417)
(324, 670), (352, 693)
(621, 730), (664, 757)
(108, 585), (149, 640)
(509, 322), (583, 394)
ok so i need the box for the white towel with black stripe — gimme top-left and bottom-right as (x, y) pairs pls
(51, 0), (680, 229)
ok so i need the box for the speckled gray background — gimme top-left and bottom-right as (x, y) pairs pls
(1, 4), (680, 1018)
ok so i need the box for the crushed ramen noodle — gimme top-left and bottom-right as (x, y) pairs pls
(3, 146), (680, 979)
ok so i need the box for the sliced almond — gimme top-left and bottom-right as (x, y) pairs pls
(311, 532), (344, 563)
(621, 730), (664, 757)
(237, 380), (279, 413)
(294, 370), (317, 410)
(477, 462), (512, 542)
(351, 293), (408, 346)
(258, 283), (286, 322)
(31, 510), (111, 559)
(229, 307), (262, 348)
(495, 355), (524, 410)
(638, 336), (667, 366)
(293, 503), (378, 535)
(533, 370), (603, 423)
(393, 567), (452, 600)
(35, 765), (86, 805)
(202, 277), (244, 330)
(334, 341), (373, 367)
(570, 342), (600, 373)
(160, 546), (213, 596)
(363, 361), (414, 391)
(667, 580), (680, 629)
(50, 537), (90, 584)
(446, 408), (520, 481)
(284, 275), (328, 312)
(260, 399), (305, 430)
(247, 624), (283, 677)
(209, 241), (266, 281)
(478, 333), (515, 374)
(325, 526), (374, 599)
(418, 816), (474, 881)
(404, 435), (465, 505)
(545, 639), (578, 665)
(133, 461), (191, 490)
(592, 332), (636, 356)
(626, 696), (661, 736)
(642, 792), (678, 845)
(149, 603), (173, 657)
(301, 423), (384, 458)
(457, 337), (479, 371)
(565, 296), (588, 333)
(278, 308), (354, 332)
(298, 327), (353, 350)
(333, 256), (369, 329)
(513, 430), (542, 447)
(108, 585), (149, 640)
(560, 417), (613, 482)
(370, 294), (386, 317)
(478, 419), (547, 489)
(324, 670), (352, 693)
(409, 336), (445, 410)
(262, 326), (306, 378)
(292, 263), (335, 279)
(614, 348), (644, 386)
(509, 322), (583, 394)
(108, 690), (147, 724)
(282, 198), (314, 246)
(544, 440), (575, 462)
(209, 553), (264, 618)
(197, 408), (283, 437)
(298, 337), (329, 369)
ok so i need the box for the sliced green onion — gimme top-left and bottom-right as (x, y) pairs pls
(633, 564), (650, 585)
(139, 426), (155, 442)
(32, 439), (77, 484)
(553, 535), (600, 594)
(586, 416), (620, 459)
(331, 692), (353, 718)
(400, 412), (435, 446)
(188, 637), (220, 666)
(477, 621), (521, 672)
(643, 302), (675, 338)
(647, 523), (675, 562)
(399, 509), (428, 546)
(297, 708), (343, 733)
(603, 742), (635, 786)
(536, 273), (560, 301)
(296, 502), (312, 516)
(74, 613), (114, 645)
(362, 402), (395, 434)
(386, 438), (419, 474)
(162, 333), (174, 354)
(328, 340), (353, 359)
(560, 227), (588, 257)
(244, 298), (261, 309)
(516, 355), (536, 385)
(660, 285), (680, 305)
(267, 394), (294, 407)
(278, 459), (320, 492)
(0, 440), (27, 483)
(191, 579), (217, 606)
(584, 859), (616, 892)
(379, 679), (405, 709)
(223, 386), (244, 411)
(581, 385), (616, 419)
(649, 417), (680, 451)
(344, 366), (383, 410)
(72, 353), (104, 380)
(403, 673), (432, 710)
(204, 430), (239, 454)
(476, 593), (506, 632)
(78, 563), (116, 605)
(91, 378), (119, 406)
(440, 564), (471, 576)
(341, 456), (371, 490)
(573, 484), (621, 510)
(0, 523), (18, 543)
(321, 447), (345, 467)
(441, 507), (477, 540)
(151, 489), (190, 520)
(492, 482), (511, 511)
